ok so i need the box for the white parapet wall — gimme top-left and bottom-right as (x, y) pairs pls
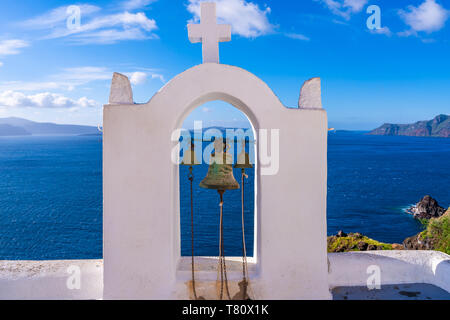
(0, 251), (448, 299)
(0, 260), (103, 300)
(328, 251), (450, 293)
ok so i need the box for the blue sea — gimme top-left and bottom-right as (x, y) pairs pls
(0, 132), (449, 259)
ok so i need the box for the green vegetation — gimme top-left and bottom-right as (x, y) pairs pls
(328, 208), (449, 254)
(418, 218), (430, 227)
(419, 209), (450, 255)
(327, 233), (393, 253)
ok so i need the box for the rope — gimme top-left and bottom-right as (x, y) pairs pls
(240, 168), (250, 300)
(189, 166), (198, 300)
(189, 167), (251, 300)
(217, 190), (231, 300)
(218, 194), (223, 300)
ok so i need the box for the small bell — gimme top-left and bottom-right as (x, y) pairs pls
(200, 139), (239, 190)
(181, 142), (200, 166)
(234, 140), (253, 169)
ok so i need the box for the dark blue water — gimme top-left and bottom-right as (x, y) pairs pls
(327, 131), (450, 243)
(0, 136), (102, 260)
(0, 132), (449, 259)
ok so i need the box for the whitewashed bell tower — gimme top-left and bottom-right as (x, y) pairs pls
(103, 2), (330, 300)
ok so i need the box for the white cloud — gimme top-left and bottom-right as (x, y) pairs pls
(399, 0), (449, 35)
(332, 19), (350, 26)
(285, 33), (310, 41)
(129, 72), (147, 85)
(128, 71), (165, 85)
(55, 67), (112, 83)
(149, 73), (165, 83)
(71, 27), (157, 45)
(76, 12), (156, 33)
(21, 5), (158, 44)
(0, 66), (165, 92)
(370, 26), (392, 36)
(343, 0), (367, 12)
(20, 4), (100, 29)
(397, 29), (418, 37)
(0, 39), (30, 56)
(0, 67), (112, 92)
(315, 0), (368, 20)
(49, 11), (157, 44)
(0, 81), (69, 92)
(0, 91), (98, 109)
(0, 39), (28, 69)
(187, 0), (274, 38)
(122, 0), (157, 10)
(202, 107), (212, 113)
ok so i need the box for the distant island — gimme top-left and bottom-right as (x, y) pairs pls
(0, 117), (100, 136)
(368, 114), (450, 138)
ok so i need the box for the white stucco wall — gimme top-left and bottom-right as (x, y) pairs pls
(1, 251), (447, 300)
(0, 260), (102, 300)
(328, 251), (450, 293)
(103, 63), (330, 299)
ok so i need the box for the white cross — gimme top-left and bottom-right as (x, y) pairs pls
(188, 2), (231, 64)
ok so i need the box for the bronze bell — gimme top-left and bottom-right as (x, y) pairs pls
(234, 140), (253, 169)
(200, 139), (239, 190)
(181, 142), (200, 166)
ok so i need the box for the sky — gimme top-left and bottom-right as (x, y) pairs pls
(0, 0), (449, 130)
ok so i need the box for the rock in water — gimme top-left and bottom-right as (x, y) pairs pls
(407, 195), (446, 219)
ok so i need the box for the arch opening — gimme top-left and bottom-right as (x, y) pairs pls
(178, 100), (257, 258)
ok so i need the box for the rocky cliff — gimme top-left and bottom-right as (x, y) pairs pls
(403, 208), (449, 254)
(327, 231), (396, 252)
(0, 124), (31, 136)
(368, 114), (450, 137)
(406, 195), (446, 220)
(0, 117), (99, 136)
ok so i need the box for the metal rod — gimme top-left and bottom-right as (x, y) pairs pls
(217, 190), (231, 300)
(241, 168), (249, 299)
(218, 190), (224, 300)
(189, 166), (198, 300)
